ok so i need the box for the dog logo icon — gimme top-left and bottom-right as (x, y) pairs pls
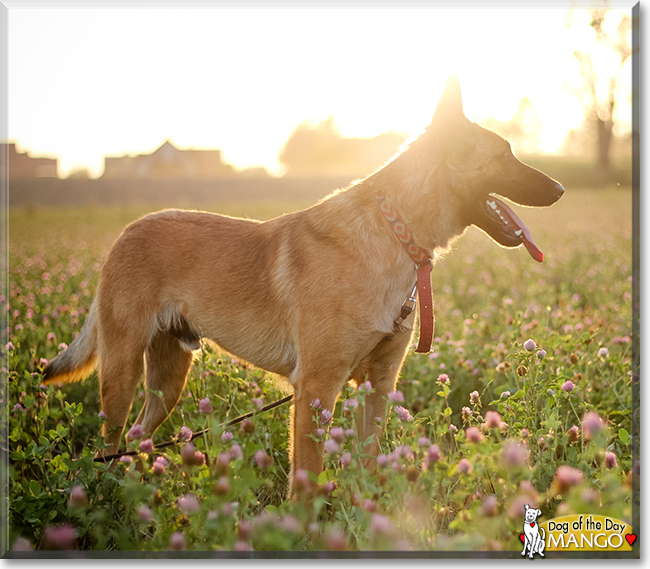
(521, 504), (546, 558)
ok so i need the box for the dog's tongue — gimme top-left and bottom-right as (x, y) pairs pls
(492, 197), (544, 263)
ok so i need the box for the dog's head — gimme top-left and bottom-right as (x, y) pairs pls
(524, 504), (542, 523)
(415, 76), (564, 262)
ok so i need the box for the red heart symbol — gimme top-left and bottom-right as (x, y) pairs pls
(626, 534), (636, 546)
(530, 522), (535, 527)
(519, 534), (525, 543)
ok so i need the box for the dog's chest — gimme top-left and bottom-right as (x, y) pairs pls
(524, 522), (539, 536)
(373, 269), (419, 334)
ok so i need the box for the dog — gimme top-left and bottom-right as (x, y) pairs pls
(522, 504), (546, 558)
(43, 76), (564, 491)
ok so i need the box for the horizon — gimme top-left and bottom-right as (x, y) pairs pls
(6, 129), (606, 181)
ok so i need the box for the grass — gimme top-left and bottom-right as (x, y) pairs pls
(4, 187), (637, 555)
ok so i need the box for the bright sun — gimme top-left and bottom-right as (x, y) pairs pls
(7, 7), (630, 177)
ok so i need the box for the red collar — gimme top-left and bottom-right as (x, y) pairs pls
(375, 194), (432, 265)
(375, 194), (434, 353)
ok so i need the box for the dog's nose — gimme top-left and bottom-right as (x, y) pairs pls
(553, 182), (565, 200)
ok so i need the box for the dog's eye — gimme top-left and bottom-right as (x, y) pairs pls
(504, 151), (512, 159)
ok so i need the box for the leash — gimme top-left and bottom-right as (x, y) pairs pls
(375, 193), (434, 353)
(93, 394), (293, 463)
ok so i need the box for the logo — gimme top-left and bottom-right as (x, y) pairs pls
(520, 504), (546, 558)
(518, 508), (636, 555)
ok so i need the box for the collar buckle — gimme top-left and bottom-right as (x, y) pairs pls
(399, 282), (418, 321)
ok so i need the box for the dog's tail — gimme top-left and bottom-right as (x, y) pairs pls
(42, 300), (99, 385)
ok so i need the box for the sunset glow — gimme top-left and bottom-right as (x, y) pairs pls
(8, 6), (633, 178)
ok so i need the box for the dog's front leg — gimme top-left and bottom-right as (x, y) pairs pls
(352, 330), (412, 468)
(289, 378), (340, 496)
(530, 535), (542, 558)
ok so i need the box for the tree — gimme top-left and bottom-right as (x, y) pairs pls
(279, 118), (406, 178)
(567, 8), (632, 184)
(66, 166), (91, 179)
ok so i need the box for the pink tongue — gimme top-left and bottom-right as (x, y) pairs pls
(491, 198), (543, 263)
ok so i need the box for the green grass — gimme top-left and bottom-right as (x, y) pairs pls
(4, 188), (635, 554)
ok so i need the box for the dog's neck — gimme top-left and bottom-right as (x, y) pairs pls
(364, 154), (466, 255)
(373, 193), (432, 266)
(306, 155), (469, 274)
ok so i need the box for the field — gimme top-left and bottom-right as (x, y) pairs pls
(4, 186), (637, 555)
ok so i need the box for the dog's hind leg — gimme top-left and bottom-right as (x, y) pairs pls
(132, 331), (194, 442)
(99, 339), (147, 457)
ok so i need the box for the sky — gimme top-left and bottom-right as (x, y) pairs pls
(7, 5), (634, 178)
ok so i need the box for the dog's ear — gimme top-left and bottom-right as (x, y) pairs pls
(425, 75), (473, 156)
(434, 75), (463, 118)
(524, 504), (530, 510)
(429, 75), (465, 130)
(536, 509), (542, 517)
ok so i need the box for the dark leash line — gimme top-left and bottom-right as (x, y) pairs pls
(92, 394), (294, 463)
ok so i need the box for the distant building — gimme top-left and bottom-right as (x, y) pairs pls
(102, 140), (238, 179)
(1, 143), (58, 178)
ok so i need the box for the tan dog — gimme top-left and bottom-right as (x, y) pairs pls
(44, 77), (564, 489)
